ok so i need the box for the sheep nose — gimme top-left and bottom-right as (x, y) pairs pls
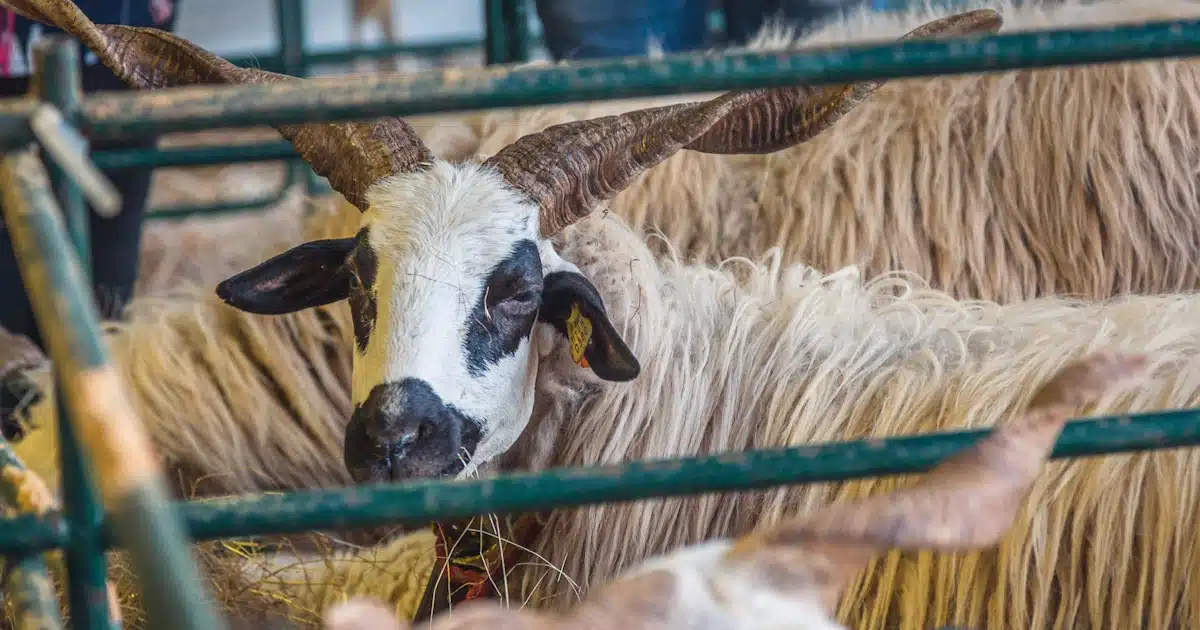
(343, 378), (465, 483)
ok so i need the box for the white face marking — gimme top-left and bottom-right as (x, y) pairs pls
(347, 160), (551, 479)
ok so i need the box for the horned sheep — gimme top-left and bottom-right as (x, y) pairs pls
(137, 0), (1200, 305)
(5, 1), (1200, 630)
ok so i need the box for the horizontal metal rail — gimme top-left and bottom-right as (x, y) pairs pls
(91, 141), (296, 171)
(0, 406), (1196, 554)
(0, 19), (1197, 148)
(3, 16), (1200, 630)
(226, 36), (550, 73)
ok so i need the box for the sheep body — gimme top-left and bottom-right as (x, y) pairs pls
(11, 0), (1200, 625)
(494, 207), (1200, 630)
(385, 0), (1200, 304)
(141, 0), (1200, 304)
(19, 195), (1200, 629)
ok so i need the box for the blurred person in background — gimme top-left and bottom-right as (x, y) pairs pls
(0, 0), (178, 437)
(534, 0), (868, 60)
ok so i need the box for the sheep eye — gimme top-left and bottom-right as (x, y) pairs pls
(348, 273), (361, 290)
(507, 290), (537, 305)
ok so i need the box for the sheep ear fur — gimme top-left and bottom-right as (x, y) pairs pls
(538, 270), (640, 382)
(215, 237), (356, 315)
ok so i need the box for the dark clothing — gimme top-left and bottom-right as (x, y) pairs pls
(534, 0), (866, 61)
(0, 2), (175, 350)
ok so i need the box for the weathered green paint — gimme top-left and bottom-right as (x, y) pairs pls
(142, 160), (302, 221)
(2, 552), (63, 630)
(0, 98), (38, 148)
(92, 141), (298, 170)
(1, 407), (1199, 554)
(483, 0), (517, 65)
(232, 0), (535, 72)
(162, 407), (1200, 541)
(0, 18), (1198, 629)
(502, 0), (532, 64)
(33, 37), (115, 630)
(275, 0), (308, 77)
(108, 484), (226, 630)
(33, 39), (89, 274)
(225, 37), (512, 73)
(0, 18), (1172, 144)
(0, 150), (225, 630)
(54, 394), (113, 630)
(0, 439), (63, 630)
(0, 513), (69, 551)
(0, 151), (107, 371)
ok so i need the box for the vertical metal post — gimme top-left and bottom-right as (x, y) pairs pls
(1, 146), (228, 630)
(33, 41), (88, 272)
(502, 0), (531, 63)
(0, 436), (64, 630)
(275, 0), (308, 77)
(273, 0), (325, 199)
(484, 0), (529, 65)
(32, 36), (112, 630)
(483, 0), (508, 65)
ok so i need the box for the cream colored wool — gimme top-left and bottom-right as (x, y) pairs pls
(19, 199), (1200, 629)
(494, 210), (1200, 630)
(10, 0), (1200, 626)
(144, 0), (1200, 305)
(432, 0), (1200, 303)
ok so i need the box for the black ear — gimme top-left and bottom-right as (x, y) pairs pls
(215, 238), (356, 315)
(538, 271), (640, 382)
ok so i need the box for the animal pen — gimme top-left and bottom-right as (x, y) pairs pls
(109, 0), (537, 221)
(6, 9), (1200, 630)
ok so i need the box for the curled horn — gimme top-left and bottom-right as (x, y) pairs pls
(485, 9), (1002, 237)
(2, 0), (432, 211)
(723, 351), (1150, 611)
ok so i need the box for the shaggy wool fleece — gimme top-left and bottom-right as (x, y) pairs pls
(12, 0), (1200, 627)
(496, 206), (1200, 630)
(141, 0), (1200, 304)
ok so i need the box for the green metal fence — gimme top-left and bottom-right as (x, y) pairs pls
(124, 0), (538, 221)
(4, 14), (1200, 630)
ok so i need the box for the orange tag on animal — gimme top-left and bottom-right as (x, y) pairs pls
(566, 303), (592, 369)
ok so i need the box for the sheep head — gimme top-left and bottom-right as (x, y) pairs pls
(323, 352), (1150, 630)
(6, 0), (1002, 483)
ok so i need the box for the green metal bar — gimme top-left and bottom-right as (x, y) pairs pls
(275, 0), (308, 77)
(0, 148), (225, 630)
(145, 161), (299, 221)
(483, 0), (508, 65)
(33, 40), (88, 271)
(0, 406), (1198, 553)
(0, 512), (69, 550)
(32, 37), (112, 630)
(33, 18), (1200, 144)
(91, 141), (297, 171)
(154, 407), (1200, 541)
(226, 37), (507, 72)
(502, 0), (532, 64)
(2, 553), (63, 630)
(0, 438), (64, 630)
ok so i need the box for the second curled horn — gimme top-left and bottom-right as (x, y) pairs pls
(3, 0), (1001, 236)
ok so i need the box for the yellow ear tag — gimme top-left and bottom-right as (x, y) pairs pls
(565, 303), (592, 369)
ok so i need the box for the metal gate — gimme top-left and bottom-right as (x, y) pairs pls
(3, 11), (1200, 630)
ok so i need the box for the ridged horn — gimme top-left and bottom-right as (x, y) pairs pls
(484, 9), (1002, 237)
(2, 0), (433, 211)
